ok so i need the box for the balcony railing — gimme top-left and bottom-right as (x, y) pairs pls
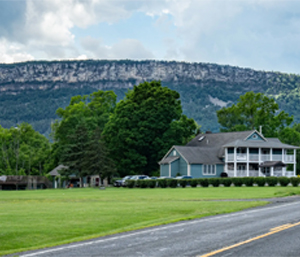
(227, 153), (294, 162)
(249, 154), (259, 161)
(285, 155), (294, 162)
(236, 170), (247, 177)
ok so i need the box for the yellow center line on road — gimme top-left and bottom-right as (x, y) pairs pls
(200, 221), (300, 257)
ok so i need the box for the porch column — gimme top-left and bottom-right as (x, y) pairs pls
(271, 167), (274, 176)
(270, 148), (273, 161)
(169, 163), (171, 177)
(294, 149), (296, 177)
(282, 149), (285, 162)
(234, 147), (237, 177)
(258, 148), (261, 177)
(187, 164), (191, 176)
(246, 148), (249, 177)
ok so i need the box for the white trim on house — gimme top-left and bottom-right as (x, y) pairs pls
(244, 130), (267, 142)
(203, 164), (216, 176)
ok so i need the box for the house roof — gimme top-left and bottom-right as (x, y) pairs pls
(174, 146), (224, 164)
(160, 130), (299, 165)
(259, 161), (286, 167)
(159, 156), (179, 164)
(48, 164), (68, 176)
(223, 138), (299, 149)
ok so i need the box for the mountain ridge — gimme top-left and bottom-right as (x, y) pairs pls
(0, 59), (299, 135)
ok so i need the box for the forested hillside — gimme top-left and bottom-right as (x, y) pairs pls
(0, 60), (299, 135)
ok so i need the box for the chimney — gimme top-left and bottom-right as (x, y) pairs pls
(259, 126), (262, 135)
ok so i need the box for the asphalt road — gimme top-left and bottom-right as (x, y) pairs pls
(19, 197), (300, 257)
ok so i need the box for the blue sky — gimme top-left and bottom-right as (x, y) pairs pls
(0, 0), (300, 74)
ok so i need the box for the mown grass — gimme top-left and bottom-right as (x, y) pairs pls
(1, 186), (299, 256)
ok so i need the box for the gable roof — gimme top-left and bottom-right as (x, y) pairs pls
(48, 164), (68, 176)
(159, 156), (179, 164)
(223, 138), (299, 149)
(174, 146), (224, 164)
(187, 130), (254, 158)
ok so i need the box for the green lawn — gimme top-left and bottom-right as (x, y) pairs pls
(1, 187), (299, 256)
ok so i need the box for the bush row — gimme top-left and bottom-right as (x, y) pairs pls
(125, 177), (300, 188)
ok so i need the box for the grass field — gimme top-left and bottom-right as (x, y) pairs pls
(1, 186), (300, 256)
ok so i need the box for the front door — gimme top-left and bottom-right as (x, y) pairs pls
(262, 167), (270, 177)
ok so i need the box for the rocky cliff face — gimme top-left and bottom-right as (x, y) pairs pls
(0, 60), (278, 93)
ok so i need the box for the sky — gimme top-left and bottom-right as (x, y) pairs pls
(0, 0), (300, 74)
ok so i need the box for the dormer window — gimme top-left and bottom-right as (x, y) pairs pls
(173, 150), (176, 156)
(198, 136), (205, 141)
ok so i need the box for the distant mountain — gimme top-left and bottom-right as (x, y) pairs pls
(0, 59), (299, 136)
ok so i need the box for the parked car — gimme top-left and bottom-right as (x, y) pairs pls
(158, 176), (173, 179)
(113, 175), (133, 187)
(129, 175), (150, 180)
(175, 175), (193, 179)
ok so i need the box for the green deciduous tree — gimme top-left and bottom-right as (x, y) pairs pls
(0, 123), (51, 175)
(53, 90), (117, 183)
(103, 81), (198, 176)
(217, 91), (293, 137)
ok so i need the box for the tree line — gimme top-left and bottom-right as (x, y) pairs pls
(1, 82), (300, 179)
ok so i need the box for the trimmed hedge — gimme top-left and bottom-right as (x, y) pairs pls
(208, 178), (220, 187)
(198, 178), (209, 187)
(231, 177), (243, 187)
(179, 179), (188, 188)
(265, 177), (278, 187)
(148, 180), (157, 188)
(158, 179), (168, 188)
(167, 179), (178, 188)
(126, 180), (135, 188)
(290, 177), (300, 187)
(222, 178), (232, 187)
(278, 177), (290, 187)
(242, 177), (254, 187)
(190, 179), (198, 187)
(254, 177), (266, 187)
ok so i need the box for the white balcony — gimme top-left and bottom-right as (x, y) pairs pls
(236, 170), (247, 177)
(227, 154), (234, 162)
(236, 154), (247, 161)
(261, 154), (270, 161)
(249, 154), (259, 161)
(249, 170), (259, 176)
(285, 155), (294, 162)
(272, 155), (282, 161)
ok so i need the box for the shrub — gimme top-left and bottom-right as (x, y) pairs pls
(278, 177), (290, 187)
(179, 179), (187, 188)
(231, 177), (243, 187)
(148, 180), (157, 188)
(190, 179), (198, 187)
(290, 177), (300, 187)
(265, 177), (278, 187)
(136, 180), (148, 188)
(126, 180), (135, 188)
(254, 177), (266, 187)
(158, 179), (168, 188)
(167, 179), (178, 188)
(111, 177), (122, 185)
(221, 178), (232, 187)
(208, 178), (220, 187)
(198, 178), (209, 187)
(242, 177), (254, 187)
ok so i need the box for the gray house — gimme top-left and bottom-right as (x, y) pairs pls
(159, 130), (298, 178)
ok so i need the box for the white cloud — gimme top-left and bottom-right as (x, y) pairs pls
(81, 37), (154, 59)
(0, 39), (34, 63)
(0, 0), (300, 73)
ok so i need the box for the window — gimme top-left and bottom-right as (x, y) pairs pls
(203, 165), (216, 175)
(173, 150), (176, 156)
